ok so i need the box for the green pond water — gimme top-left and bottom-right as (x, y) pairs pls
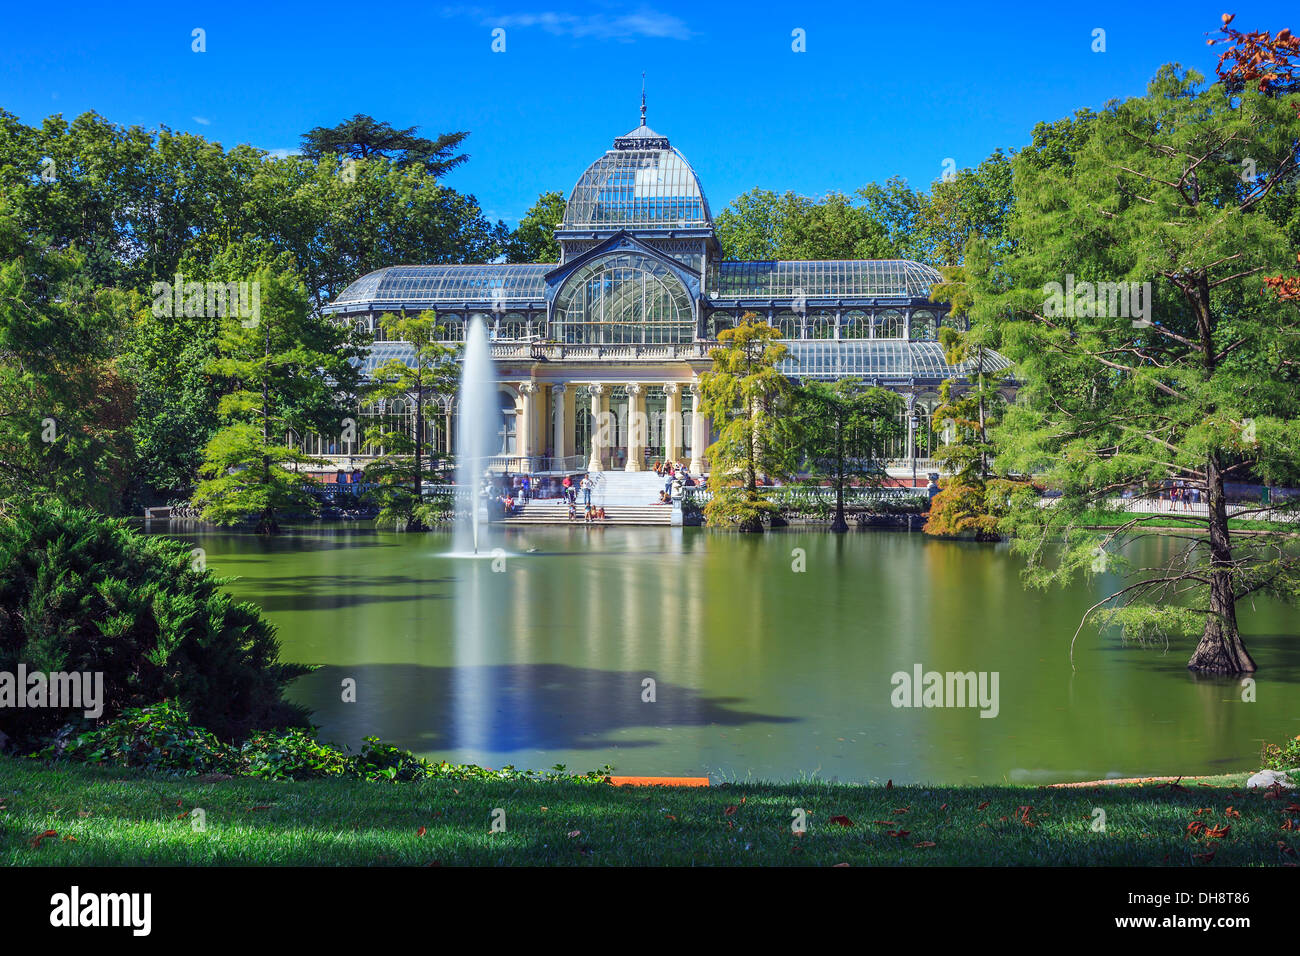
(162, 523), (1300, 785)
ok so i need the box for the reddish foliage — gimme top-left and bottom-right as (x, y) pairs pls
(1209, 14), (1300, 93)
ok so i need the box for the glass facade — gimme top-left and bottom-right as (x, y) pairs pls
(553, 252), (694, 344)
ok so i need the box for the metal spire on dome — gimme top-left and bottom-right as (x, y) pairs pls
(614, 73), (670, 150)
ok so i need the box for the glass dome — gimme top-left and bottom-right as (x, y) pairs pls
(562, 128), (712, 231)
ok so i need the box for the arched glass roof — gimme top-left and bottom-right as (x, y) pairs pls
(562, 137), (712, 231)
(709, 260), (942, 300)
(781, 341), (1013, 380)
(327, 264), (553, 310)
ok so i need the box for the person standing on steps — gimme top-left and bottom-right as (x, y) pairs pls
(580, 474), (592, 507)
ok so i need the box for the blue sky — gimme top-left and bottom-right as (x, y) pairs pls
(2, 1), (1294, 225)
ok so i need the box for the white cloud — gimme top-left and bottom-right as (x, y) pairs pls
(192, 116), (211, 126)
(444, 6), (693, 41)
(260, 147), (298, 159)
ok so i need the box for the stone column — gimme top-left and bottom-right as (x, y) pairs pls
(689, 383), (708, 476)
(587, 384), (606, 473)
(517, 383), (538, 468)
(663, 383), (682, 465)
(625, 383), (645, 472)
(551, 383), (568, 467)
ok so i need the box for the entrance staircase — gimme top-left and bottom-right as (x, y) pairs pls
(497, 470), (675, 525)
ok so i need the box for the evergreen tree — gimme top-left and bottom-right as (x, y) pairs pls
(698, 315), (797, 532)
(361, 310), (460, 530)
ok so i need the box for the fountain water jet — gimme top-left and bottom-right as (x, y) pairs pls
(453, 315), (498, 555)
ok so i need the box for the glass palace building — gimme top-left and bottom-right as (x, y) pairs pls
(322, 116), (1012, 476)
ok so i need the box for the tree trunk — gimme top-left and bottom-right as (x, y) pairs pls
(1187, 454), (1256, 674)
(830, 420), (847, 532)
(410, 379), (427, 532)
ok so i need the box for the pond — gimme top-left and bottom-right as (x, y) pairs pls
(163, 524), (1300, 785)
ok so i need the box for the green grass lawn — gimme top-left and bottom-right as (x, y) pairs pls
(2, 757), (1296, 866)
(1080, 510), (1295, 533)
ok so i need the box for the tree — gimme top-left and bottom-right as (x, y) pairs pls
(192, 259), (366, 533)
(973, 62), (1300, 674)
(361, 310), (460, 530)
(505, 191), (565, 263)
(794, 379), (902, 531)
(698, 314), (797, 532)
(298, 114), (469, 177)
(0, 199), (135, 513)
(0, 500), (308, 744)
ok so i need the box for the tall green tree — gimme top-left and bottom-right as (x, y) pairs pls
(193, 259), (366, 533)
(794, 379), (902, 531)
(973, 65), (1300, 674)
(504, 191), (566, 263)
(362, 310), (460, 530)
(299, 114), (470, 177)
(698, 314), (797, 532)
(0, 199), (135, 512)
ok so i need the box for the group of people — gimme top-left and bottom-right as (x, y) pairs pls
(656, 460), (694, 504)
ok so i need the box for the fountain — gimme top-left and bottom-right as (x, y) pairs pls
(453, 315), (498, 555)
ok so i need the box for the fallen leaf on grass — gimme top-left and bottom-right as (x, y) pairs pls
(416, 826), (427, 837)
(30, 830), (57, 849)
(1187, 821), (1207, 836)
(1225, 807), (1241, 818)
(1204, 824), (1231, 839)
(913, 841), (937, 848)
(567, 830), (582, 838)
(886, 829), (911, 839)
(829, 815), (854, 827)
(976, 801), (990, 811)
(724, 805), (738, 816)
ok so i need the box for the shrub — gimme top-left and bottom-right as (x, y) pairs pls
(39, 702), (615, 784)
(0, 500), (309, 745)
(1262, 735), (1300, 772)
(43, 699), (229, 774)
(924, 478), (1031, 540)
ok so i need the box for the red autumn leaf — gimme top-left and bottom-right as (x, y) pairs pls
(1280, 819), (1297, 831)
(1225, 807), (1241, 818)
(1284, 804), (1300, 813)
(416, 826), (427, 837)
(913, 841), (937, 848)
(976, 801), (990, 811)
(886, 829), (911, 838)
(1205, 824), (1231, 839)
(30, 829), (58, 848)
(829, 815), (854, 827)
(1187, 821), (1207, 836)
(723, 805), (738, 816)
(62, 835), (76, 842)
(891, 807), (910, 815)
